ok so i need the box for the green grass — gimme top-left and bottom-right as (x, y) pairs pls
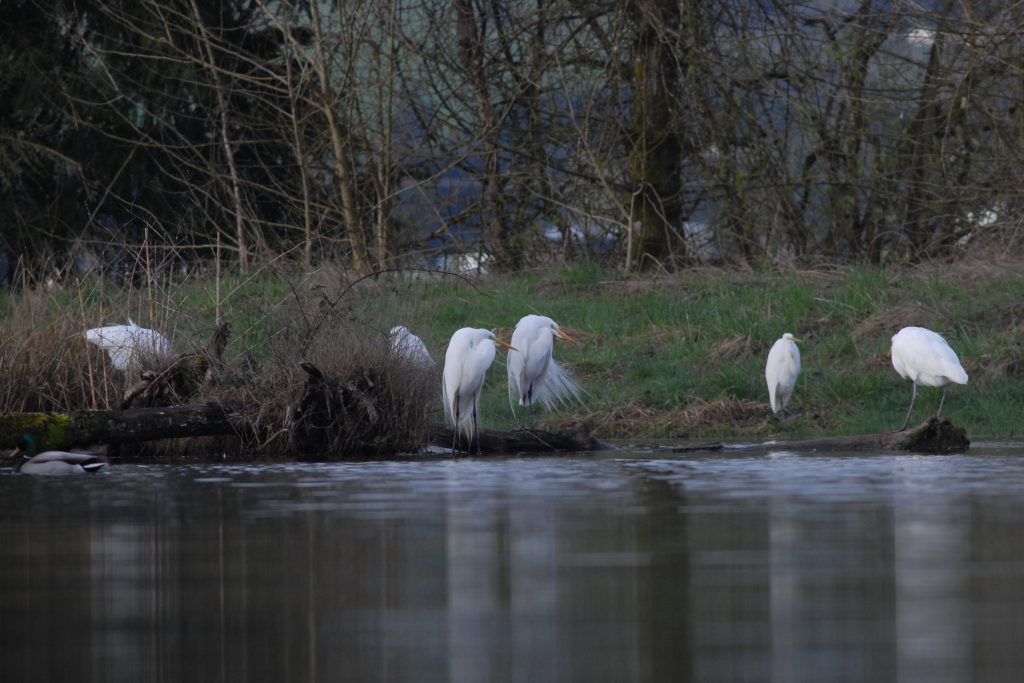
(359, 263), (1023, 440)
(4, 260), (1024, 442)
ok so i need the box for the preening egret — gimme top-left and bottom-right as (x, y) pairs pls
(442, 327), (516, 451)
(389, 325), (434, 367)
(765, 332), (801, 421)
(507, 315), (582, 416)
(13, 434), (105, 475)
(890, 326), (968, 430)
(84, 318), (172, 371)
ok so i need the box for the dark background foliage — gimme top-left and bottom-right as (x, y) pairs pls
(3, 0), (1022, 277)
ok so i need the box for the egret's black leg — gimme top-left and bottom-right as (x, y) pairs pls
(900, 382), (918, 431)
(936, 386), (948, 418)
(452, 392), (460, 453)
(473, 403), (480, 455)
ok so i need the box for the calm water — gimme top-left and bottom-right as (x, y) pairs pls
(3, 443), (1024, 682)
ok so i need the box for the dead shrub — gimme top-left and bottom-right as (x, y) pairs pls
(280, 320), (436, 457)
(0, 297), (121, 412)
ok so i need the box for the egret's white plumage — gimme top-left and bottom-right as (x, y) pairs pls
(507, 315), (582, 412)
(14, 435), (105, 475)
(389, 325), (434, 367)
(442, 327), (515, 447)
(84, 318), (172, 371)
(765, 332), (801, 420)
(890, 326), (968, 430)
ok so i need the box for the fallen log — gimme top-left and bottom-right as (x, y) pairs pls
(428, 421), (612, 455)
(2, 407), (966, 458)
(0, 402), (243, 451)
(665, 416), (969, 455)
(1, 403), (609, 456)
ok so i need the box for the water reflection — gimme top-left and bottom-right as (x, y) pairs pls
(2, 449), (1024, 681)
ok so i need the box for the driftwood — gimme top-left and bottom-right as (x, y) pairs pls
(0, 402), (605, 456)
(664, 416), (970, 455)
(428, 421), (612, 455)
(0, 402), (244, 451)
(2, 406), (966, 458)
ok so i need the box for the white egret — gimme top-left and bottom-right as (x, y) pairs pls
(13, 434), (105, 475)
(84, 318), (173, 371)
(765, 332), (801, 421)
(389, 325), (434, 367)
(507, 315), (582, 417)
(890, 326), (968, 430)
(442, 327), (516, 451)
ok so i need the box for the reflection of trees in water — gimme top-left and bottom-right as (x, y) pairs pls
(5, 461), (1024, 681)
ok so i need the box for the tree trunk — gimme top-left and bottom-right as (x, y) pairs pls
(901, 1), (953, 257)
(308, 0), (371, 274)
(189, 0), (249, 272)
(625, 0), (684, 270)
(455, 0), (518, 269)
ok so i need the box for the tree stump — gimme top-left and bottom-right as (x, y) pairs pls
(284, 361), (427, 457)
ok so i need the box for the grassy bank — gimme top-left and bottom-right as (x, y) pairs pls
(384, 259), (1024, 440)
(3, 257), (1024, 448)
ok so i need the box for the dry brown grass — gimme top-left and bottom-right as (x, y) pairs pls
(920, 245), (1024, 283)
(966, 352), (1024, 385)
(1, 270), (437, 458)
(851, 303), (939, 342)
(709, 334), (766, 362)
(547, 395), (771, 438)
(968, 301), (1024, 330)
(0, 293), (121, 413)
(794, 315), (838, 339)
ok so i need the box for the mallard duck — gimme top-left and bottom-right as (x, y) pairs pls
(13, 434), (106, 475)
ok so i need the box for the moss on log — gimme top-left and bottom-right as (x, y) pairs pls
(1, 404), (608, 457)
(0, 403), (242, 451)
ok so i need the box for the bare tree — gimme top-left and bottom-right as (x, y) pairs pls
(9, 0), (1024, 272)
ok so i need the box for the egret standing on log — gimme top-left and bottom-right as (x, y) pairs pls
(13, 434), (106, 475)
(507, 315), (582, 420)
(84, 318), (173, 371)
(890, 326), (968, 431)
(442, 327), (516, 452)
(765, 332), (801, 421)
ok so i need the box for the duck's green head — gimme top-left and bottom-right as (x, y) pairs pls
(16, 434), (39, 457)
